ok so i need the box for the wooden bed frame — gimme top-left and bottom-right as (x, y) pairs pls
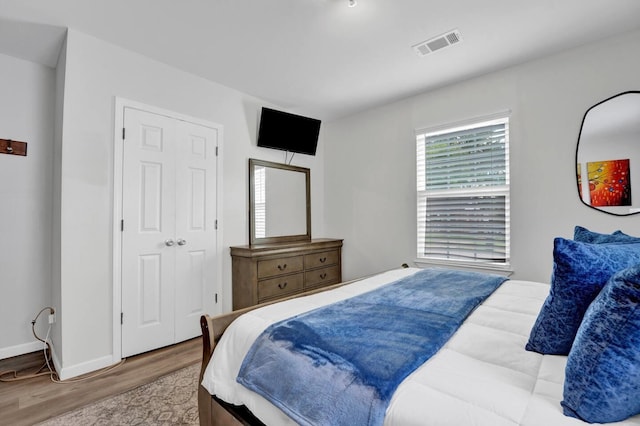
(198, 280), (355, 426)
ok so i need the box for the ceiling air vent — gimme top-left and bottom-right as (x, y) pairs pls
(413, 29), (462, 56)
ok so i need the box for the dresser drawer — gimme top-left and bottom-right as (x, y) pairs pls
(304, 249), (340, 269)
(305, 265), (341, 289)
(258, 273), (304, 301)
(257, 256), (304, 279)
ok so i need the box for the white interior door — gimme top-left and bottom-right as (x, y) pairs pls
(174, 120), (218, 341)
(121, 107), (218, 357)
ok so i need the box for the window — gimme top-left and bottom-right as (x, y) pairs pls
(416, 115), (510, 268)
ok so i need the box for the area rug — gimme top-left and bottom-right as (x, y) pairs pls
(38, 364), (199, 425)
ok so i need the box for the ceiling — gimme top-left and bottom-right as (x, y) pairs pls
(1, 0), (640, 120)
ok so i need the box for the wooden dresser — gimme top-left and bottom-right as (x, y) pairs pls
(231, 238), (343, 309)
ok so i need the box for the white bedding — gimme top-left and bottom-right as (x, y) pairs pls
(202, 268), (640, 425)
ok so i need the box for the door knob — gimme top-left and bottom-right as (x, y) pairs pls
(165, 239), (175, 247)
(177, 238), (187, 246)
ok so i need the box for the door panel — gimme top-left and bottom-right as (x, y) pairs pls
(182, 250), (205, 315)
(188, 168), (206, 230)
(140, 162), (163, 231)
(138, 254), (162, 324)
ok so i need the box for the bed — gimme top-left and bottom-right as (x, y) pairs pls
(198, 240), (640, 426)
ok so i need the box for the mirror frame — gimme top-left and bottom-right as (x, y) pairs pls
(575, 90), (640, 216)
(249, 158), (311, 245)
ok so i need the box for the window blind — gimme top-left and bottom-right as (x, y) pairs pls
(254, 166), (266, 238)
(417, 117), (510, 265)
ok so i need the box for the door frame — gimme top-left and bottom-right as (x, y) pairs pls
(112, 97), (224, 362)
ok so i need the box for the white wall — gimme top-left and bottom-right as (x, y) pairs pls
(50, 33), (67, 372)
(323, 29), (640, 283)
(0, 53), (55, 358)
(49, 29), (325, 376)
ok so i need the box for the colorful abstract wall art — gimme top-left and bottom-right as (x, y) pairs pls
(587, 159), (632, 207)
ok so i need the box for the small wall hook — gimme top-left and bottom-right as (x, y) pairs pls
(0, 138), (27, 156)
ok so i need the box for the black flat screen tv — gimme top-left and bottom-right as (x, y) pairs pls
(257, 107), (321, 156)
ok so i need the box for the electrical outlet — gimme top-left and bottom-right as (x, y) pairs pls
(48, 313), (56, 324)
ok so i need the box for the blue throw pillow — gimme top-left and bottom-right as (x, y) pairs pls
(562, 264), (640, 423)
(574, 225), (640, 244)
(525, 238), (640, 354)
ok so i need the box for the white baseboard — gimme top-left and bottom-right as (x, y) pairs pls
(1, 342), (119, 382)
(0, 341), (44, 360)
(56, 354), (115, 381)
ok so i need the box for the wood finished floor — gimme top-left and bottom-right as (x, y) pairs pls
(0, 338), (201, 426)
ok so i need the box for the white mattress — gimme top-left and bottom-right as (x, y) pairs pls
(202, 268), (640, 425)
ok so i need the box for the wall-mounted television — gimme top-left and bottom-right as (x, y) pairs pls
(257, 107), (321, 156)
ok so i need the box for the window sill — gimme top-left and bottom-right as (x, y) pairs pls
(413, 258), (514, 277)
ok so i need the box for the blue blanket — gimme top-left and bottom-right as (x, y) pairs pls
(236, 268), (507, 426)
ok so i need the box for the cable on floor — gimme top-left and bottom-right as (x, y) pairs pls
(0, 307), (126, 384)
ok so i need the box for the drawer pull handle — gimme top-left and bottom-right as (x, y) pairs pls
(320, 273), (327, 280)
(278, 282), (288, 290)
(277, 264), (287, 271)
(319, 257), (327, 263)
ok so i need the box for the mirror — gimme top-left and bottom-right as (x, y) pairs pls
(249, 159), (311, 245)
(576, 91), (640, 216)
